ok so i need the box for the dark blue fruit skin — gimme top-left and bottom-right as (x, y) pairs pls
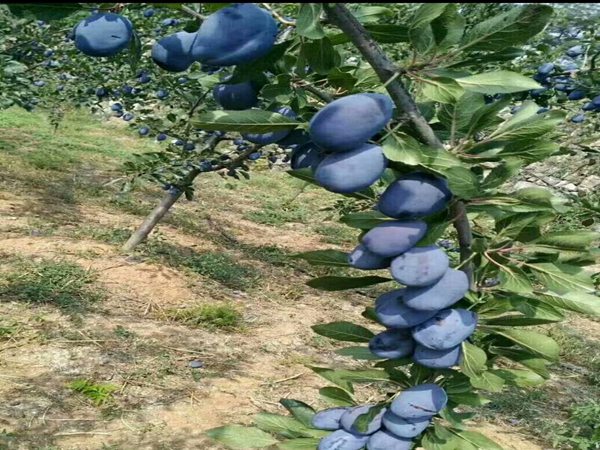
(314, 143), (387, 194)
(33, 80), (46, 87)
(156, 133), (167, 141)
(390, 383), (448, 419)
(111, 103), (122, 111)
(567, 90), (586, 100)
(74, 13), (133, 57)
(390, 245), (449, 287)
(413, 344), (462, 369)
(361, 221), (427, 258)
(278, 129), (311, 149)
(374, 289), (439, 329)
(592, 95), (600, 107)
(367, 430), (413, 450)
(312, 408), (348, 431)
(318, 429), (369, 450)
(139, 127), (149, 136)
(191, 3), (278, 66)
(403, 268), (469, 311)
(242, 106), (297, 144)
(309, 93), (394, 152)
(348, 244), (391, 270)
(537, 63), (554, 75)
(378, 172), (452, 219)
(571, 114), (585, 123)
(143, 9), (154, 18)
(123, 113), (134, 121)
(381, 410), (430, 438)
(290, 142), (324, 171)
(340, 405), (386, 436)
(412, 308), (478, 350)
(213, 81), (258, 110)
(368, 329), (414, 359)
(582, 102), (598, 111)
(152, 32), (198, 72)
(566, 45), (583, 57)
(156, 89), (169, 100)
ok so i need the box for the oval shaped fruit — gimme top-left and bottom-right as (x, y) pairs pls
(318, 429), (369, 450)
(242, 106), (297, 144)
(381, 410), (430, 438)
(340, 405), (386, 436)
(312, 408), (348, 431)
(390, 383), (448, 419)
(567, 90), (586, 101)
(412, 309), (478, 350)
(361, 221), (427, 258)
(74, 13), (133, 57)
(348, 244), (391, 270)
(537, 63), (554, 75)
(367, 430), (413, 450)
(390, 245), (449, 287)
(278, 129), (311, 149)
(290, 142), (324, 171)
(213, 81), (258, 110)
(378, 172), (452, 219)
(403, 268), (469, 311)
(374, 289), (439, 329)
(139, 127), (149, 136)
(314, 143), (387, 194)
(191, 3), (278, 66)
(309, 93), (394, 152)
(369, 329), (414, 359)
(413, 344), (462, 369)
(152, 31), (198, 72)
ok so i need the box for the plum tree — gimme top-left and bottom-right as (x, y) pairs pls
(378, 172), (452, 219)
(361, 221), (427, 258)
(312, 407), (348, 431)
(413, 344), (462, 369)
(340, 405), (386, 436)
(368, 329), (415, 359)
(374, 289), (439, 329)
(402, 269), (469, 311)
(309, 93), (394, 152)
(389, 245), (449, 287)
(348, 244), (391, 270)
(314, 143), (387, 193)
(242, 106), (297, 144)
(381, 411), (431, 438)
(191, 3), (278, 66)
(212, 80), (258, 110)
(412, 309), (478, 350)
(151, 31), (198, 72)
(390, 384), (448, 419)
(366, 430), (413, 450)
(74, 13), (133, 57)
(317, 429), (369, 450)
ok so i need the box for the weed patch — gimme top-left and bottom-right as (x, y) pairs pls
(164, 304), (241, 330)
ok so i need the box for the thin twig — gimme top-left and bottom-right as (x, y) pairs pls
(180, 4), (207, 20)
(261, 3), (296, 26)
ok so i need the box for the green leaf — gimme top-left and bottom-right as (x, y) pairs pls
(497, 264), (533, 294)
(489, 347), (551, 378)
(205, 425), (279, 449)
(496, 140), (560, 164)
(421, 77), (465, 104)
(193, 110), (300, 133)
(456, 71), (541, 95)
(459, 4), (554, 52)
(535, 291), (600, 318)
(311, 368), (354, 394)
(279, 399), (316, 428)
(296, 4), (325, 39)
(460, 342), (487, 378)
(340, 211), (390, 229)
(451, 429), (504, 450)
(277, 439), (322, 450)
(318, 386), (355, 407)
(468, 371), (505, 393)
(353, 404), (387, 434)
(490, 328), (559, 361)
(466, 97), (512, 136)
(492, 368), (545, 388)
(533, 231), (600, 250)
(3, 61), (28, 76)
(444, 167), (480, 199)
(437, 92), (485, 135)
(293, 250), (349, 267)
(301, 38), (340, 75)
(329, 25), (409, 45)
(335, 346), (382, 360)
(382, 133), (423, 165)
(448, 392), (490, 407)
(482, 159), (524, 190)
(349, 5), (393, 24)
(312, 322), (374, 343)
(431, 4), (466, 50)
(307, 276), (391, 291)
(7, 3), (80, 21)
(411, 3), (449, 29)
(527, 263), (595, 294)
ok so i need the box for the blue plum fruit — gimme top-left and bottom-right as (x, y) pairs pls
(312, 408), (348, 431)
(248, 152), (262, 160)
(530, 87), (548, 97)
(413, 344), (462, 369)
(374, 289), (439, 329)
(348, 244), (391, 270)
(278, 129), (311, 149)
(390, 245), (449, 287)
(403, 268), (469, 311)
(412, 308), (478, 350)
(314, 143), (387, 194)
(378, 172), (452, 219)
(537, 107), (550, 114)
(191, 3), (278, 66)
(592, 95), (600, 107)
(74, 13), (133, 57)
(33, 80), (46, 87)
(568, 90), (586, 100)
(340, 405), (386, 436)
(123, 113), (134, 121)
(161, 18), (177, 27)
(582, 102), (597, 111)
(184, 142), (196, 151)
(111, 103), (122, 111)
(537, 63), (554, 75)
(213, 81), (258, 110)
(361, 221), (427, 258)
(178, 76), (189, 84)
(143, 8), (154, 18)
(390, 383), (448, 419)
(381, 410), (430, 438)
(571, 114), (585, 123)
(242, 106), (297, 144)
(367, 430), (413, 450)
(309, 93), (394, 152)
(290, 142), (324, 171)
(43, 49), (54, 57)
(156, 133), (167, 141)
(96, 87), (107, 97)
(566, 45), (583, 57)
(152, 31), (198, 72)
(318, 429), (369, 450)
(368, 329), (414, 359)
(139, 127), (150, 136)
(156, 89), (169, 100)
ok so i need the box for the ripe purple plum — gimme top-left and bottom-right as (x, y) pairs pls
(74, 13), (133, 57)
(152, 31), (198, 72)
(390, 383), (448, 419)
(361, 221), (427, 258)
(348, 244), (391, 270)
(312, 408), (348, 431)
(290, 142), (324, 171)
(403, 268), (469, 311)
(381, 410), (430, 438)
(413, 344), (462, 369)
(242, 106), (297, 144)
(212, 80), (258, 110)
(318, 429), (369, 450)
(390, 245), (449, 287)
(340, 405), (386, 436)
(368, 329), (414, 359)
(374, 289), (439, 329)
(367, 430), (413, 450)
(412, 309), (478, 350)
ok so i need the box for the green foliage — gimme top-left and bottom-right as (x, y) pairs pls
(68, 379), (118, 406)
(164, 304), (242, 330)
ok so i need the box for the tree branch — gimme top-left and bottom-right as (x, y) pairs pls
(324, 3), (474, 285)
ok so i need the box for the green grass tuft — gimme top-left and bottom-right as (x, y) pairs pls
(68, 379), (118, 406)
(164, 304), (242, 330)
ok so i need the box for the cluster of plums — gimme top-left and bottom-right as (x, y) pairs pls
(312, 383), (448, 450)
